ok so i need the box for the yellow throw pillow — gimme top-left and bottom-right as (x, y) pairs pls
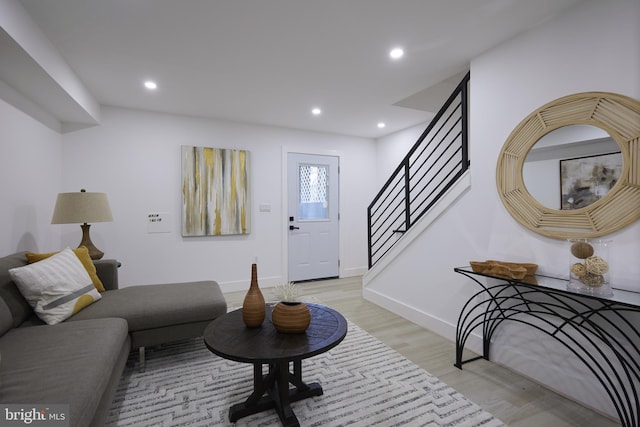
(26, 246), (106, 292)
(10, 248), (102, 325)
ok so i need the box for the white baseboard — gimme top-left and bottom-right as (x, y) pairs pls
(221, 269), (367, 293)
(341, 266), (367, 277)
(219, 275), (283, 293)
(362, 286), (483, 356)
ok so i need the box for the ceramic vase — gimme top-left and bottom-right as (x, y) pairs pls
(271, 302), (311, 334)
(242, 263), (265, 328)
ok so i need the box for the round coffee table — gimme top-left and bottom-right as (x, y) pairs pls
(204, 303), (347, 426)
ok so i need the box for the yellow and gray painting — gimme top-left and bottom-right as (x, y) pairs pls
(182, 146), (249, 236)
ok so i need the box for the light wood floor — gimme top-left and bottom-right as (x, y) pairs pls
(223, 277), (620, 427)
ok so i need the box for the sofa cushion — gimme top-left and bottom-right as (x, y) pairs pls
(0, 297), (12, 337)
(26, 246), (106, 292)
(0, 318), (130, 427)
(0, 251), (33, 327)
(9, 248), (102, 325)
(69, 280), (227, 331)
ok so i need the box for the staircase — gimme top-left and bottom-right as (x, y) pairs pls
(367, 72), (470, 269)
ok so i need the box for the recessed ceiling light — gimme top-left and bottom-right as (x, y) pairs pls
(144, 80), (158, 90)
(389, 48), (404, 60)
(311, 107), (322, 116)
(377, 122), (386, 128)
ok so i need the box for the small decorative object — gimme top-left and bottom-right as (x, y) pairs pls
(585, 256), (609, 275)
(486, 260), (538, 276)
(242, 263), (265, 328)
(469, 260), (537, 280)
(568, 238), (613, 297)
(580, 272), (605, 287)
(570, 241), (594, 259)
(271, 281), (301, 302)
(570, 262), (587, 277)
(270, 282), (311, 334)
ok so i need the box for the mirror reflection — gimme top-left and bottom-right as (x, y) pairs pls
(523, 125), (622, 210)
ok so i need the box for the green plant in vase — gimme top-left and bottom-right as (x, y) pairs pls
(271, 282), (310, 333)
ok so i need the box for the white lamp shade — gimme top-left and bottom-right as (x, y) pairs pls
(51, 191), (113, 224)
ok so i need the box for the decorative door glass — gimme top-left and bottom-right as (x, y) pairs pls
(298, 163), (329, 220)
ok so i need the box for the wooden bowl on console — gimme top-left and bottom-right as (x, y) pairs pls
(470, 260), (535, 280)
(486, 260), (538, 276)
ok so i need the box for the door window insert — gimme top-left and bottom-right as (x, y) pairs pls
(298, 163), (329, 220)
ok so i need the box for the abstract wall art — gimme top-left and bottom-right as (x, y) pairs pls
(182, 145), (250, 236)
(560, 151), (622, 210)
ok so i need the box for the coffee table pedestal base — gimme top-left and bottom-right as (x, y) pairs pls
(229, 361), (322, 426)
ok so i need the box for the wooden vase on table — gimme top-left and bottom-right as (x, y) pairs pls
(272, 302), (311, 333)
(242, 263), (265, 328)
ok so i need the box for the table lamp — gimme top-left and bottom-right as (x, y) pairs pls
(51, 189), (113, 260)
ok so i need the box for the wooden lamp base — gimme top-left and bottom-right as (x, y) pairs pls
(79, 223), (104, 260)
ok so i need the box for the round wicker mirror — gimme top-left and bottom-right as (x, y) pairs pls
(496, 91), (640, 239)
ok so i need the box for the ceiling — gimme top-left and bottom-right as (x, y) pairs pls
(15, 0), (585, 138)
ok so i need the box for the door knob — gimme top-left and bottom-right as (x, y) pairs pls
(289, 225), (300, 230)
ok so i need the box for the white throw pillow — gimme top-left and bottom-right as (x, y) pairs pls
(9, 247), (102, 325)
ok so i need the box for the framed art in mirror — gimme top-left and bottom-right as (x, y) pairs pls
(560, 151), (622, 210)
(496, 91), (640, 239)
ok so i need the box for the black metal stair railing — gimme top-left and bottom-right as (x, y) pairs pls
(367, 72), (470, 269)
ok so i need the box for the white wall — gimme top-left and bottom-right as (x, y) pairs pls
(366, 0), (640, 420)
(471, 0), (640, 287)
(0, 98), (62, 255)
(375, 121), (427, 187)
(60, 106), (376, 289)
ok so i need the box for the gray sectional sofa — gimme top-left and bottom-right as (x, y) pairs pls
(0, 251), (227, 427)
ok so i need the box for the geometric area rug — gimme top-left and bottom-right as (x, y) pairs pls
(105, 322), (505, 427)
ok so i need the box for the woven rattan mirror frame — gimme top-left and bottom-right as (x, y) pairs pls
(496, 91), (640, 239)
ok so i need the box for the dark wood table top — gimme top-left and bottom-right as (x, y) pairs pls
(204, 303), (347, 364)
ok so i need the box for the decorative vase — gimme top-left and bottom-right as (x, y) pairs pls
(242, 263), (265, 328)
(271, 302), (311, 334)
(567, 238), (613, 297)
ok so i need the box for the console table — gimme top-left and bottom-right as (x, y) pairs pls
(454, 267), (640, 427)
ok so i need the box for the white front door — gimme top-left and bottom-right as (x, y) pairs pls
(287, 153), (339, 282)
